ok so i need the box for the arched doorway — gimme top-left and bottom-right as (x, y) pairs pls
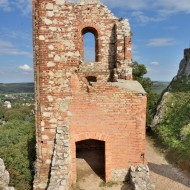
(76, 139), (105, 181)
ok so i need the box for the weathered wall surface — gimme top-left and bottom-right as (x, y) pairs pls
(130, 165), (155, 190)
(70, 80), (146, 182)
(32, 0), (146, 189)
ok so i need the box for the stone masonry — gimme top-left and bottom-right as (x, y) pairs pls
(0, 158), (15, 190)
(130, 165), (155, 190)
(32, 0), (147, 189)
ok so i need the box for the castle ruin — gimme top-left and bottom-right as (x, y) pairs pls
(32, 0), (147, 189)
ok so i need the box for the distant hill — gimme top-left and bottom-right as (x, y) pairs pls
(0, 81), (169, 94)
(0, 83), (34, 94)
(152, 81), (170, 94)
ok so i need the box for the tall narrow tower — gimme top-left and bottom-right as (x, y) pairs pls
(33, 0), (146, 189)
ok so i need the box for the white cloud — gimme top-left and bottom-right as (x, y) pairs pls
(102, 0), (190, 25)
(102, 0), (190, 14)
(18, 64), (33, 71)
(0, 39), (32, 57)
(1, 0), (190, 17)
(15, 0), (31, 15)
(71, 0), (190, 25)
(0, 0), (11, 11)
(147, 68), (159, 74)
(150, 61), (159, 65)
(131, 11), (165, 24)
(0, 40), (13, 47)
(0, 0), (31, 14)
(146, 38), (176, 47)
(155, 0), (190, 14)
(102, 0), (149, 10)
(0, 48), (32, 57)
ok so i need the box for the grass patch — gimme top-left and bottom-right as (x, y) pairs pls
(152, 76), (190, 173)
(99, 181), (119, 187)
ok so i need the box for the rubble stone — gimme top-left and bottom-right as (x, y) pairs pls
(130, 165), (155, 190)
(0, 158), (15, 190)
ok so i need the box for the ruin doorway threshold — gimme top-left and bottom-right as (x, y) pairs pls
(76, 140), (105, 182)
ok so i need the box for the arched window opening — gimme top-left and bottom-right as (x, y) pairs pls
(83, 32), (95, 62)
(76, 139), (105, 181)
(82, 27), (99, 62)
(86, 76), (97, 86)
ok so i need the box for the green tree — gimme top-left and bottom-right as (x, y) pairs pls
(132, 61), (158, 126)
(0, 105), (35, 189)
(4, 109), (24, 121)
(132, 61), (147, 79)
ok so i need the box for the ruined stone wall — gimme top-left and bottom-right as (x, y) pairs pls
(69, 81), (146, 182)
(130, 165), (155, 190)
(33, 1), (77, 189)
(33, 0), (145, 189)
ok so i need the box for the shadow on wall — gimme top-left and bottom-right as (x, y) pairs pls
(27, 134), (36, 187)
(120, 181), (133, 190)
(148, 162), (190, 188)
(108, 25), (116, 70)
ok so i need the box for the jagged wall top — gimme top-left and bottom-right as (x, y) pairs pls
(77, 0), (101, 4)
(117, 19), (131, 37)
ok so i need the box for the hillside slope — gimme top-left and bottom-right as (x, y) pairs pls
(0, 83), (34, 94)
(152, 81), (170, 95)
(152, 49), (190, 172)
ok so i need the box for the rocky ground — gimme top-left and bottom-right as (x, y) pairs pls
(75, 138), (190, 190)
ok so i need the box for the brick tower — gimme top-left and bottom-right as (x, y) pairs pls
(32, 0), (147, 189)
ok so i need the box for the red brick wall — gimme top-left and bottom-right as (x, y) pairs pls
(70, 80), (146, 182)
(32, 0), (145, 189)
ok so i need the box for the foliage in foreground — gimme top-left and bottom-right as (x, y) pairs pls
(132, 61), (159, 126)
(0, 105), (36, 190)
(153, 76), (190, 171)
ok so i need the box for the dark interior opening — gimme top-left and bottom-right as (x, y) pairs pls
(86, 76), (97, 85)
(76, 139), (105, 181)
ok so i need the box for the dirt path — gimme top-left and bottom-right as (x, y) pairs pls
(75, 138), (190, 190)
(146, 137), (190, 190)
(76, 158), (131, 190)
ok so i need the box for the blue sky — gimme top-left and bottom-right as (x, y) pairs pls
(0, 0), (190, 83)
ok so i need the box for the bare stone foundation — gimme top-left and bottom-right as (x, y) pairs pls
(32, 0), (147, 189)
